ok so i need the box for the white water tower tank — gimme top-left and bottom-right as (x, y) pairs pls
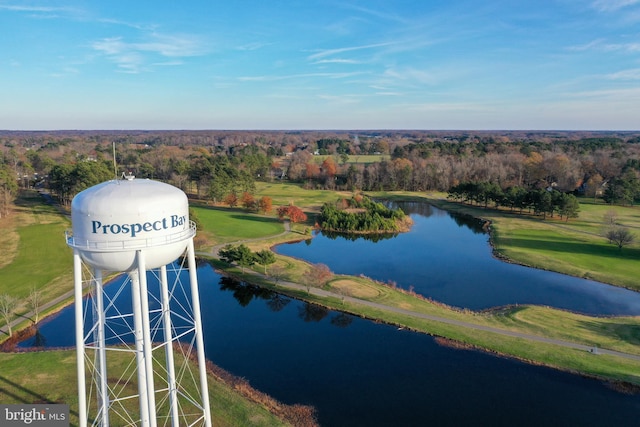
(67, 177), (194, 271)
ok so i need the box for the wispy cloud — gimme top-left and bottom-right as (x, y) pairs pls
(307, 42), (397, 61)
(92, 33), (208, 73)
(317, 94), (362, 104)
(605, 68), (640, 79)
(238, 71), (365, 82)
(0, 4), (72, 13)
(382, 67), (440, 86)
(236, 42), (271, 51)
(568, 39), (640, 52)
(312, 58), (362, 65)
(0, 3), (84, 19)
(50, 66), (80, 78)
(591, 0), (640, 12)
(337, 4), (409, 25)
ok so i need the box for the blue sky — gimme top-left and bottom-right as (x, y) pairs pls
(2, 0), (639, 130)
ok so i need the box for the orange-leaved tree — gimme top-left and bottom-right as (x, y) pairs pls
(277, 205), (307, 223)
(258, 196), (273, 214)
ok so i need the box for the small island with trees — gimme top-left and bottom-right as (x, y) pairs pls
(317, 195), (413, 234)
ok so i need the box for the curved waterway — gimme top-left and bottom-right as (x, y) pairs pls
(19, 265), (640, 426)
(275, 202), (640, 316)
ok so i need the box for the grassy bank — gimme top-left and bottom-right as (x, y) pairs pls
(419, 192), (640, 291)
(0, 349), (306, 426)
(209, 260), (640, 387)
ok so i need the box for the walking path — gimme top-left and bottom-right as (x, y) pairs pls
(1, 288), (76, 338)
(224, 265), (640, 362)
(203, 224), (640, 363)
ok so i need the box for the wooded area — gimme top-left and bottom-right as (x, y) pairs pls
(1, 130), (640, 214)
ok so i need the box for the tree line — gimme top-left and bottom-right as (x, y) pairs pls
(2, 130), (640, 214)
(448, 182), (580, 221)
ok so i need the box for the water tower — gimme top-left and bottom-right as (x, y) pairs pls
(66, 176), (211, 427)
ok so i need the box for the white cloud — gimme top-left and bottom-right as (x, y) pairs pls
(237, 72), (365, 82)
(606, 68), (640, 79)
(92, 32), (207, 72)
(382, 67), (440, 85)
(591, 0), (640, 12)
(236, 42), (270, 51)
(312, 59), (361, 65)
(337, 4), (409, 25)
(568, 39), (640, 52)
(317, 94), (362, 104)
(0, 4), (74, 13)
(0, 3), (85, 20)
(307, 42), (397, 61)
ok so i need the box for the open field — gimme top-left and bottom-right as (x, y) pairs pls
(0, 191), (72, 299)
(254, 181), (351, 211)
(191, 205), (285, 246)
(0, 191), (74, 334)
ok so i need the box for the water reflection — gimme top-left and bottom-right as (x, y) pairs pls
(219, 276), (275, 307)
(321, 230), (398, 242)
(298, 303), (329, 322)
(395, 200), (487, 234)
(216, 275), (351, 327)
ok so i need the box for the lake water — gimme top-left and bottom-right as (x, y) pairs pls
(21, 266), (640, 426)
(20, 202), (640, 426)
(276, 202), (640, 316)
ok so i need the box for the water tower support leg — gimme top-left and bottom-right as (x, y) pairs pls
(130, 269), (150, 427)
(93, 268), (110, 426)
(73, 251), (87, 427)
(159, 264), (179, 426)
(187, 239), (212, 427)
(136, 252), (158, 427)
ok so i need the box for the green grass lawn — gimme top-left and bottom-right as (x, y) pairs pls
(0, 350), (291, 427)
(192, 205), (285, 245)
(254, 182), (350, 209)
(0, 192), (72, 299)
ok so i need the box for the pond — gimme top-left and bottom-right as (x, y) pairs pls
(20, 265), (640, 426)
(275, 202), (640, 316)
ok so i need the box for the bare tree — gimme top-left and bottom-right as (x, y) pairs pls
(605, 227), (635, 250)
(26, 287), (43, 324)
(0, 294), (19, 336)
(306, 263), (333, 290)
(603, 210), (618, 226)
(270, 265), (286, 285)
